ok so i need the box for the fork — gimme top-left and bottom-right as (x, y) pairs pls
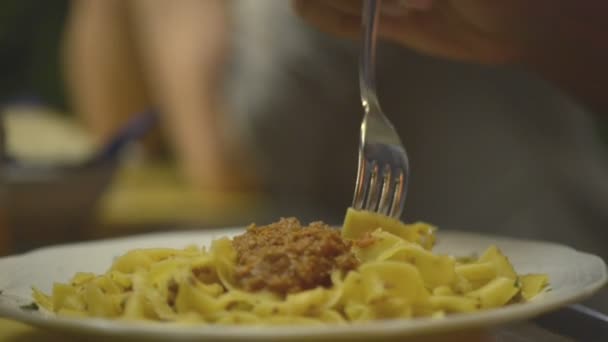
(352, 0), (410, 219)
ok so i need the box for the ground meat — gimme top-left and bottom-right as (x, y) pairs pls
(232, 218), (359, 295)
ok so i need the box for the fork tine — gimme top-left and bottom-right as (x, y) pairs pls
(389, 169), (406, 218)
(352, 158), (368, 210)
(377, 164), (392, 215)
(363, 162), (381, 211)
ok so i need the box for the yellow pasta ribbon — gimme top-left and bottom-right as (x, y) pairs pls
(32, 209), (548, 325)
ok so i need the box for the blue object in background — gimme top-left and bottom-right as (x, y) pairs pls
(86, 110), (159, 166)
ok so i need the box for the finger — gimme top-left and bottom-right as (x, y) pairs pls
(325, 0), (362, 16)
(293, 0), (361, 38)
(382, 0), (434, 17)
(378, 3), (518, 64)
(324, 0), (435, 17)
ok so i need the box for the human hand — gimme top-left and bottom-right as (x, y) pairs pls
(293, 0), (608, 112)
(293, 0), (561, 65)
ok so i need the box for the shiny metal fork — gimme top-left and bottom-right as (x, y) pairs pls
(352, 0), (410, 218)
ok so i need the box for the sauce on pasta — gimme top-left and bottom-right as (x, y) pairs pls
(233, 218), (358, 295)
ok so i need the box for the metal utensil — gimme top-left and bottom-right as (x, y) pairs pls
(352, 0), (410, 218)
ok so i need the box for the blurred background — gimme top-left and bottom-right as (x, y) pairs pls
(0, 0), (273, 254)
(1, 0), (607, 279)
(0, 1), (68, 109)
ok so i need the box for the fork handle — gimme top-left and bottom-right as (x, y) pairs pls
(360, 0), (381, 114)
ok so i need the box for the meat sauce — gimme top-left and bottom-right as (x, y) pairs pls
(232, 218), (358, 295)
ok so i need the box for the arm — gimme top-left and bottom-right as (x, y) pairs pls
(63, 0), (149, 142)
(64, 0), (251, 190)
(127, 0), (241, 190)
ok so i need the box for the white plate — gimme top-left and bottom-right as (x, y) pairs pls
(0, 229), (606, 341)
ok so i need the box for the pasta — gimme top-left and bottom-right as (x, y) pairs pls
(32, 208), (549, 325)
